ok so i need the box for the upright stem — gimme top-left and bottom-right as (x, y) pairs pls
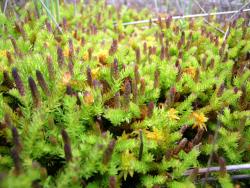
(229, 1), (250, 21)
(118, 9), (250, 26)
(194, 0), (225, 34)
(55, 0), (60, 22)
(185, 164), (250, 176)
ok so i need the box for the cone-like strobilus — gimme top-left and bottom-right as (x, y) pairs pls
(103, 139), (116, 165)
(57, 46), (65, 68)
(12, 68), (25, 96)
(147, 101), (154, 118)
(61, 129), (73, 162)
(124, 79), (131, 109)
(87, 67), (93, 87)
(46, 55), (55, 81)
(28, 76), (41, 107)
(3, 71), (14, 90)
(36, 70), (51, 96)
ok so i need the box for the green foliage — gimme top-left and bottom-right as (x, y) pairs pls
(0, 1), (250, 187)
(218, 174), (233, 188)
(104, 102), (140, 126)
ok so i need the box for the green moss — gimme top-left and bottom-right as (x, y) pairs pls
(0, 1), (249, 187)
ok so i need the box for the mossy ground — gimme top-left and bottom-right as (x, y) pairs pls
(0, 1), (250, 188)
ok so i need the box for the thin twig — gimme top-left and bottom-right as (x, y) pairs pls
(194, 0), (225, 34)
(223, 26), (230, 42)
(194, 0), (206, 13)
(118, 8), (250, 26)
(229, 1), (250, 21)
(221, 1), (249, 46)
(38, 0), (63, 34)
(223, 1), (250, 42)
(184, 163), (250, 176)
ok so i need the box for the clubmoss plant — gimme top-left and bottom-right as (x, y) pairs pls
(0, 1), (250, 188)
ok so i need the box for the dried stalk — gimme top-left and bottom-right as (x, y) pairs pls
(194, 0), (225, 34)
(223, 2), (250, 43)
(229, 1), (250, 21)
(118, 8), (250, 26)
(184, 164), (250, 176)
(223, 26), (230, 42)
(38, 0), (63, 33)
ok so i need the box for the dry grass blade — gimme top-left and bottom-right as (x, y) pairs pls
(222, 1), (250, 43)
(184, 163), (250, 176)
(119, 9), (250, 26)
(223, 26), (230, 42)
(38, 0), (63, 34)
(229, 1), (250, 21)
(194, 0), (225, 34)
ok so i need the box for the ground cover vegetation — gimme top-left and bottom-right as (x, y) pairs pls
(0, 1), (250, 187)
